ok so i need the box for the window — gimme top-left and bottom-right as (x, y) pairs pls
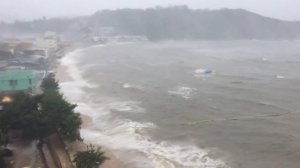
(29, 79), (32, 85)
(9, 80), (13, 86)
(9, 80), (18, 87)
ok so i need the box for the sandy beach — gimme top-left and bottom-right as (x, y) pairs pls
(56, 57), (125, 168)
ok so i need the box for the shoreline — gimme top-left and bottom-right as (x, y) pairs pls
(56, 51), (125, 168)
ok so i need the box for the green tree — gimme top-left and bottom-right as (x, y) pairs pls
(73, 145), (108, 168)
(40, 91), (82, 142)
(59, 113), (82, 142)
(1, 91), (82, 143)
(41, 73), (59, 92)
(3, 92), (37, 130)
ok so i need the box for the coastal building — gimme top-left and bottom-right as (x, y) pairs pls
(0, 61), (8, 71)
(0, 50), (13, 59)
(22, 49), (47, 57)
(35, 38), (58, 51)
(35, 36), (61, 61)
(0, 42), (18, 55)
(15, 42), (33, 52)
(0, 70), (41, 94)
(35, 33), (60, 52)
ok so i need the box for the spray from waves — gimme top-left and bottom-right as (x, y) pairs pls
(168, 86), (197, 99)
(59, 47), (229, 168)
(60, 49), (99, 89)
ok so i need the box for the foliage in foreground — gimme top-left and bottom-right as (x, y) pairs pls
(0, 74), (82, 143)
(0, 71), (83, 167)
(73, 145), (109, 168)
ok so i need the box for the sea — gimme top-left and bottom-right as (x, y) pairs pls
(60, 41), (300, 168)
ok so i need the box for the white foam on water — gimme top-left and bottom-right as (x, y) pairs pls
(145, 142), (229, 168)
(123, 83), (132, 89)
(168, 86), (197, 99)
(60, 49), (99, 89)
(276, 75), (285, 79)
(108, 101), (145, 113)
(60, 82), (85, 101)
(122, 83), (144, 91)
(82, 118), (229, 168)
(59, 47), (229, 168)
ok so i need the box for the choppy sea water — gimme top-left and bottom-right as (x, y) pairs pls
(60, 41), (300, 168)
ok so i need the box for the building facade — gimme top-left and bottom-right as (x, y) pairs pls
(0, 70), (40, 94)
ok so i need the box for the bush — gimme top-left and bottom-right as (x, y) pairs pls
(73, 145), (109, 168)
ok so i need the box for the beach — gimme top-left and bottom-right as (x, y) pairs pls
(56, 58), (125, 168)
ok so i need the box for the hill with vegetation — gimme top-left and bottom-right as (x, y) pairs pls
(1, 6), (300, 40)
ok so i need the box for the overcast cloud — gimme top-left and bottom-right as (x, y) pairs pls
(1, 0), (300, 22)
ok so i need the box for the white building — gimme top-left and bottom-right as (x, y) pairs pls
(35, 38), (59, 51)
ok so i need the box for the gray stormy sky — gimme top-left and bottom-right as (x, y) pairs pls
(1, 0), (300, 22)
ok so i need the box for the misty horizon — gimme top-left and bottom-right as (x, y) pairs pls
(1, 6), (300, 41)
(1, 0), (300, 22)
(2, 6), (300, 24)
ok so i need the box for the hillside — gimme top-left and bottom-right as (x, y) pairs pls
(1, 6), (300, 40)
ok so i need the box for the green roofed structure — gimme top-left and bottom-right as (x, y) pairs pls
(0, 70), (41, 94)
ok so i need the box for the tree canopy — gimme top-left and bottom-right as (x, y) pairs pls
(39, 91), (82, 142)
(40, 73), (59, 92)
(73, 145), (108, 168)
